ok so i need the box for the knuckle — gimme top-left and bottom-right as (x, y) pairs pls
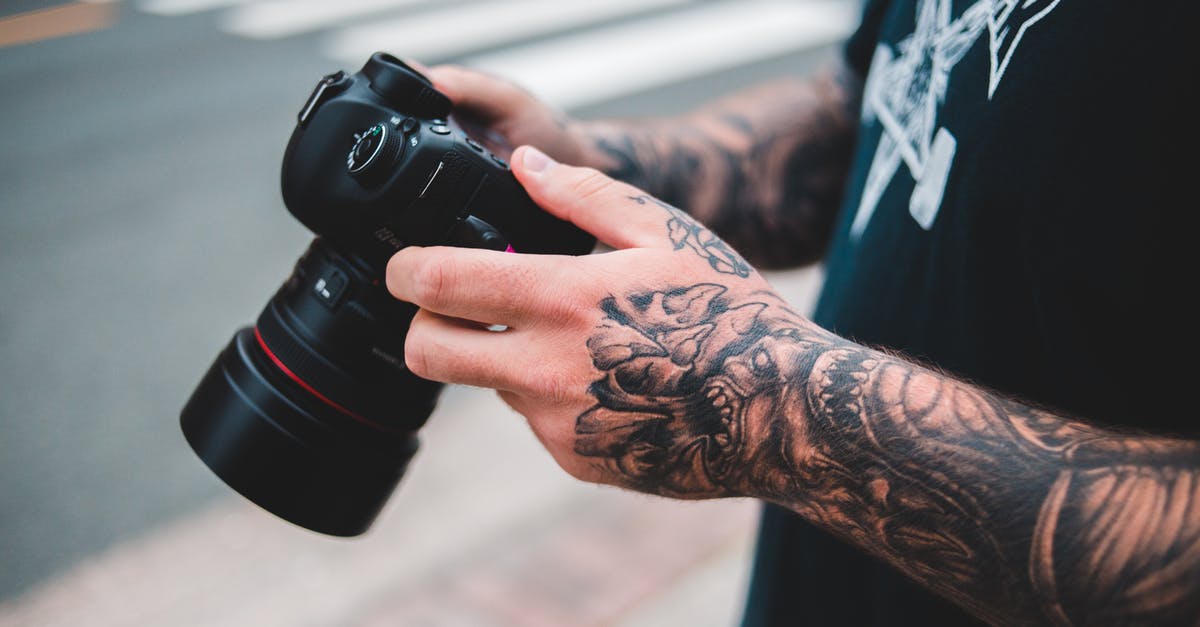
(547, 263), (598, 327)
(411, 255), (452, 308)
(547, 296), (590, 331)
(528, 366), (577, 406)
(568, 168), (614, 203)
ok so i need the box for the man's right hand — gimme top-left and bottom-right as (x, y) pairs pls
(424, 64), (597, 167)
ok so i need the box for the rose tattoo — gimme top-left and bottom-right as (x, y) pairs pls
(628, 195), (752, 278)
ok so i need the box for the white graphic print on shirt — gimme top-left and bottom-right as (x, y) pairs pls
(989, 0), (1062, 98)
(850, 0), (1063, 239)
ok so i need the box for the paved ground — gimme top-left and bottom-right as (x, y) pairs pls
(0, 1), (843, 623)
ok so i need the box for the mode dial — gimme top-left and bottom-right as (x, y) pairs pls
(347, 123), (403, 183)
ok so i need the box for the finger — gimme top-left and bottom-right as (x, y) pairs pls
(510, 145), (673, 250)
(406, 309), (528, 389)
(409, 312), (589, 400)
(386, 245), (584, 327)
(403, 58), (432, 75)
(424, 65), (530, 123)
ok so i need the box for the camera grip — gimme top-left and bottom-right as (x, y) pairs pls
(463, 166), (594, 256)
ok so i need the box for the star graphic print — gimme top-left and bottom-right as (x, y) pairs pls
(850, 0), (1063, 239)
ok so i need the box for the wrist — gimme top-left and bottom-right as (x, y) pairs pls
(570, 120), (635, 172)
(710, 322), (845, 503)
(570, 119), (677, 194)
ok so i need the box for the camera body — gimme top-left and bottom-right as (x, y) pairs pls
(180, 53), (593, 536)
(285, 53), (591, 267)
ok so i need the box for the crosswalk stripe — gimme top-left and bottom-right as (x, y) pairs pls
(138, 0), (260, 17)
(460, 0), (858, 111)
(323, 0), (693, 65)
(136, 0), (858, 112)
(220, 0), (435, 40)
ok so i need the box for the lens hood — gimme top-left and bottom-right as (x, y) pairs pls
(181, 327), (419, 536)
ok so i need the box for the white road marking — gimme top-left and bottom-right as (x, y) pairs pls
(138, 0), (260, 17)
(219, 0), (435, 40)
(460, 0), (858, 110)
(323, 0), (692, 64)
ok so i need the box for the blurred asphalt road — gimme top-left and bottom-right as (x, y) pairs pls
(0, 0), (844, 622)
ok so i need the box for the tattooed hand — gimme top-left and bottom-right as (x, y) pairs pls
(578, 283), (828, 498)
(387, 145), (1200, 625)
(629, 195), (752, 277)
(386, 145), (817, 497)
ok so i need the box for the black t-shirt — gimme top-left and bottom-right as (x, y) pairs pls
(742, 1), (1194, 625)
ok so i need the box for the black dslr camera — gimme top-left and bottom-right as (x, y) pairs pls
(181, 53), (594, 536)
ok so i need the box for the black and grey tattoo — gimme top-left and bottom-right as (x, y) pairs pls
(575, 283), (1200, 625)
(585, 61), (863, 268)
(628, 194), (751, 277)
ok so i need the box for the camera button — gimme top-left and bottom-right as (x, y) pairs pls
(465, 138), (484, 153)
(399, 117), (418, 134)
(429, 124), (451, 135)
(449, 216), (509, 251)
(490, 154), (508, 169)
(313, 269), (349, 308)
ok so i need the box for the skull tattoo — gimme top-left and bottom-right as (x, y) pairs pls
(575, 283), (824, 497)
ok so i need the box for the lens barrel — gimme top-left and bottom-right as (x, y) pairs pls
(180, 239), (442, 536)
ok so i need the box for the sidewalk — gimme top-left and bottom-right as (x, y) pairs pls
(0, 268), (822, 627)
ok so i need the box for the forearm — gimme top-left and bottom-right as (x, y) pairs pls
(573, 60), (862, 268)
(763, 333), (1200, 625)
(574, 282), (1200, 625)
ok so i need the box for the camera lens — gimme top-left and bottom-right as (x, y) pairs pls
(181, 239), (443, 536)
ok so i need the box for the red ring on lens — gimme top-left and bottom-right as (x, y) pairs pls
(253, 327), (403, 433)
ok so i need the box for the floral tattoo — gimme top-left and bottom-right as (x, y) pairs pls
(628, 194), (752, 278)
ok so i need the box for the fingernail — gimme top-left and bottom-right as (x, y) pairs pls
(522, 146), (555, 173)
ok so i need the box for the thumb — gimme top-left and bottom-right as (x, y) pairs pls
(512, 145), (670, 250)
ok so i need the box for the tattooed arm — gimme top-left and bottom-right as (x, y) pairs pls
(425, 59), (862, 268)
(388, 150), (1200, 626)
(580, 285), (1200, 625)
(579, 62), (862, 268)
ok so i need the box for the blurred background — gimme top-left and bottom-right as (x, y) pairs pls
(0, 0), (854, 624)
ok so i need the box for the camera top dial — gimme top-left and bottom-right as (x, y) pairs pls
(347, 122), (404, 183)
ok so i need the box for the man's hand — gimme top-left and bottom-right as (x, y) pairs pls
(386, 146), (819, 498)
(424, 65), (596, 166)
